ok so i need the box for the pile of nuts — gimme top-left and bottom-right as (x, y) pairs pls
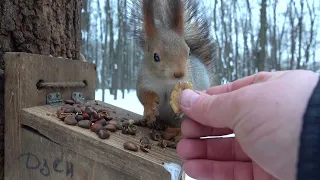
(55, 99), (177, 153)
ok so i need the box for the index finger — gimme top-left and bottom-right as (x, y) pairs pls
(179, 90), (241, 129)
(206, 71), (280, 95)
(181, 118), (233, 138)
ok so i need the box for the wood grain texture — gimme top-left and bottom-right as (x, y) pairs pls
(20, 127), (137, 180)
(4, 52), (96, 180)
(20, 100), (183, 180)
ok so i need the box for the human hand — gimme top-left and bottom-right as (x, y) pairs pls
(177, 70), (319, 180)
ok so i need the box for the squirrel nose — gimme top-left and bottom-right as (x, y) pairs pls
(174, 72), (184, 79)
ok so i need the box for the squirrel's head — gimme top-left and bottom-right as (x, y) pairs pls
(142, 0), (190, 82)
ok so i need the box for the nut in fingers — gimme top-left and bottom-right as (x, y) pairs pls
(170, 81), (194, 114)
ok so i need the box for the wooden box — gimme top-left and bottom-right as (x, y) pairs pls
(4, 53), (183, 180)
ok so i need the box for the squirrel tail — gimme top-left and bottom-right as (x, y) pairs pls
(126, 0), (218, 85)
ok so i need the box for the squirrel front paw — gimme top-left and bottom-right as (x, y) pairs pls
(143, 102), (159, 127)
(141, 92), (160, 128)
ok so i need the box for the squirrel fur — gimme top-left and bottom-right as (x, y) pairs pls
(126, 0), (218, 130)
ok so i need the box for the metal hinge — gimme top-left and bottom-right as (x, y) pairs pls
(72, 92), (87, 103)
(46, 92), (63, 106)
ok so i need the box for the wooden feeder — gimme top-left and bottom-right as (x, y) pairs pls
(4, 52), (183, 180)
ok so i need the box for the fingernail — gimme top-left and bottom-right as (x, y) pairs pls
(181, 89), (200, 108)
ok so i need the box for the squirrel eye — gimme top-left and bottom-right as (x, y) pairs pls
(154, 53), (160, 62)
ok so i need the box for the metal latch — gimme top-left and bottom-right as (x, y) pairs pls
(46, 92), (63, 106)
(72, 92), (87, 103)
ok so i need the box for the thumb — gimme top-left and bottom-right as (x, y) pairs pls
(179, 89), (237, 129)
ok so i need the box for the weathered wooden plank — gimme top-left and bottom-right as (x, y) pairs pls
(20, 100), (183, 180)
(4, 52), (96, 180)
(19, 127), (137, 180)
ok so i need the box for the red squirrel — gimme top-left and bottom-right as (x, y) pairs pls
(127, 0), (218, 141)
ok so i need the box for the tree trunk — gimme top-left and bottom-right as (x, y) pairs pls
(271, 0), (278, 70)
(0, 0), (82, 179)
(289, 1), (296, 69)
(296, 0), (304, 69)
(101, 0), (110, 102)
(233, 1), (239, 80)
(258, 0), (267, 71)
(245, 0), (254, 74)
(107, 0), (115, 97)
(305, 0), (316, 69)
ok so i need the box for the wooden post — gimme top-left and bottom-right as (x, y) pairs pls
(4, 52), (96, 180)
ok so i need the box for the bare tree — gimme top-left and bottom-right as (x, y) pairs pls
(296, 0), (304, 69)
(233, 0), (239, 80)
(270, 0), (278, 70)
(289, 0), (297, 69)
(305, 0), (316, 68)
(257, 0), (267, 71)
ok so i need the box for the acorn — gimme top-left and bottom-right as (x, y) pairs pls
(75, 115), (83, 121)
(91, 123), (104, 133)
(85, 106), (95, 115)
(64, 100), (75, 105)
(98, 130), (110, 139)
(78, 120), (92, 129)
(105, 124), (117, 132)
(123, 141), (138, 152)
(64, 115), (77, 126)
(96, 119), (107, 126)
(82, 113), (90, 120)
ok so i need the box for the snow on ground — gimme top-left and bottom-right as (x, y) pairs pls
(95, 89), (235, 180)
(95, 89), (144, 115)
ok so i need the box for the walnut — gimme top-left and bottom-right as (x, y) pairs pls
(169, 81), (194, 114)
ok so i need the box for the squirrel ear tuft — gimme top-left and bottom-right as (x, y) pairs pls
(170, 0), (184, 36)
(142, 0), (157, 38)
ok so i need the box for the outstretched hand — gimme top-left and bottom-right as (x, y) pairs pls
(177, 70), (319, 180)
